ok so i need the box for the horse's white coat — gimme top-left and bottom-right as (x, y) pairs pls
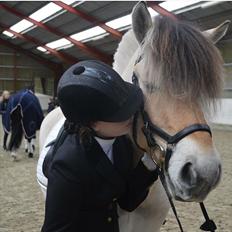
(118, 181), (169, 232)
(113, 30), (140, 82)
(39, 107), (63, 153)
(168, 138), (221, 201)
(37, 108), (65, 197)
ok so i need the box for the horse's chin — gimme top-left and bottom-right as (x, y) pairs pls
(169, 190), (209, 202)
(165, 174), (214, 203)
(174, 196), (188, 202)
(173, 193), (207, 203)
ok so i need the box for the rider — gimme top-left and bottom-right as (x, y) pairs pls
(42, 60), (158, 232)
(0, 90), (10, 150)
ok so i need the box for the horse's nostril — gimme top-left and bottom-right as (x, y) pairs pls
(181, 162), (196, 186)
(218, 164), (222, 176)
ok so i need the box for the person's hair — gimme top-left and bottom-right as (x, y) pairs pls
(2, 90), (10, 100)
(64, 120), (94, 145)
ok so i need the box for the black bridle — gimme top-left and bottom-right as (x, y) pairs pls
(132, 68), (212, 171)
(142, 110), (212, 171)
(131, 61), (217, 232)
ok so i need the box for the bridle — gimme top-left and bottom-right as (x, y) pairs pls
(131, 58), (212, 171)
(131, 57), (217, 232)
(136, 109), (212, 171)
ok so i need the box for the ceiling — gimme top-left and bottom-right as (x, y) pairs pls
(0, 1), (232, 70)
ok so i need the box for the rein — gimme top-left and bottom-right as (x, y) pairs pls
(131, 63), (217, 232)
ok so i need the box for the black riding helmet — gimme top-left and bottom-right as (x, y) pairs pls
(57, 60), (143, 123)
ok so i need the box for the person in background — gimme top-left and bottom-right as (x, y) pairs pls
(47, 97), (58, 114)
(47, 98), (55, 114)
(42, 60), (158, 232)
(0, 90), (10, 150)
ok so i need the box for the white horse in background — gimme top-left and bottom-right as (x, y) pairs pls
(4, 89), (44, 160)
(37, 2), (230, 231)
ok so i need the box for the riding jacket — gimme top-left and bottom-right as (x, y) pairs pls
(0, 99), (8, 115)
(41, 133), (159, 232)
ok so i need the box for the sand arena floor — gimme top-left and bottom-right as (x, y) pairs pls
(0, 124), (231, 232)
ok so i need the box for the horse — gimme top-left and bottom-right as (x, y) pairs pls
(36, 2), (230, 231)
(4, 89), (44, 160)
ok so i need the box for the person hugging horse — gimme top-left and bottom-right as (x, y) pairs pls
(0, 90), (10, 150)
(41, 60), (159, 232)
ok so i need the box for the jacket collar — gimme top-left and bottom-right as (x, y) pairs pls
(113, 137), (132, 177)
(84, 137), (126, 194)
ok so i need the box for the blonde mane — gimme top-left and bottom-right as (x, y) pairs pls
(114, 16), (224, 115)
(142, 16), (224, 110)
(113, 30), (139, 82)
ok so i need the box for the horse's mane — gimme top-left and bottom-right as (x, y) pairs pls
(142, 16), (224, 111)
(114, 16), (224, 113)
(113, 30), (139, 82)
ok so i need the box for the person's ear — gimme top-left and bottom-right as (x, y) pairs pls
(90, 122), (99, 131)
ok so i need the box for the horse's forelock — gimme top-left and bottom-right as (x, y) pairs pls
(141, 16), (224, 113)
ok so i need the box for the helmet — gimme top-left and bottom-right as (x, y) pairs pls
(57, 60), (143, 123)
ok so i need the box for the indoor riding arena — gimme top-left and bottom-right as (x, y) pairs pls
(0, 1), (232, 232)
(0, 126), (232, 232)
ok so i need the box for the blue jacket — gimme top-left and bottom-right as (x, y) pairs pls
(0, 99), (9, 133)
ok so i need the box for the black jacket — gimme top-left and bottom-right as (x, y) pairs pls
(42, 133), (158, 232)
(0, 99), (8, 115)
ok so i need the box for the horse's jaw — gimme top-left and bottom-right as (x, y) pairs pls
(165, 138), (221, 202)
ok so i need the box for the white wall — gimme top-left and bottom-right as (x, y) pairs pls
(35, 93), (52, 111)
(210, 99), (232, 125)
(35, 94), (232, 125)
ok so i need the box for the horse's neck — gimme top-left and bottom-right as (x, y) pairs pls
(113, 30), (140, 83)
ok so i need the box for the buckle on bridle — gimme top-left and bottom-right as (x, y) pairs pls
(142, 124), (157, 148)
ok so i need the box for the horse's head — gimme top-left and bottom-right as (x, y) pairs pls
(129, 2), (230, 202)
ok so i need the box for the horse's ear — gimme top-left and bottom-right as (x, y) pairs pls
(132, 1), (152, 44)
(204, 20), (231, 44)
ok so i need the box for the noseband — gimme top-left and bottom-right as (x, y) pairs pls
(142, 111), (211, 171)
(131, 60), (217, 232)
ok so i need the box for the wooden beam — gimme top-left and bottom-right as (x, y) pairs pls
(0, 2), (112, 63)
(54, 1), (122, 40)
(0, 38), (61, 72)
(0, 22), (78, 64)
(147, 1), (178, 21)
